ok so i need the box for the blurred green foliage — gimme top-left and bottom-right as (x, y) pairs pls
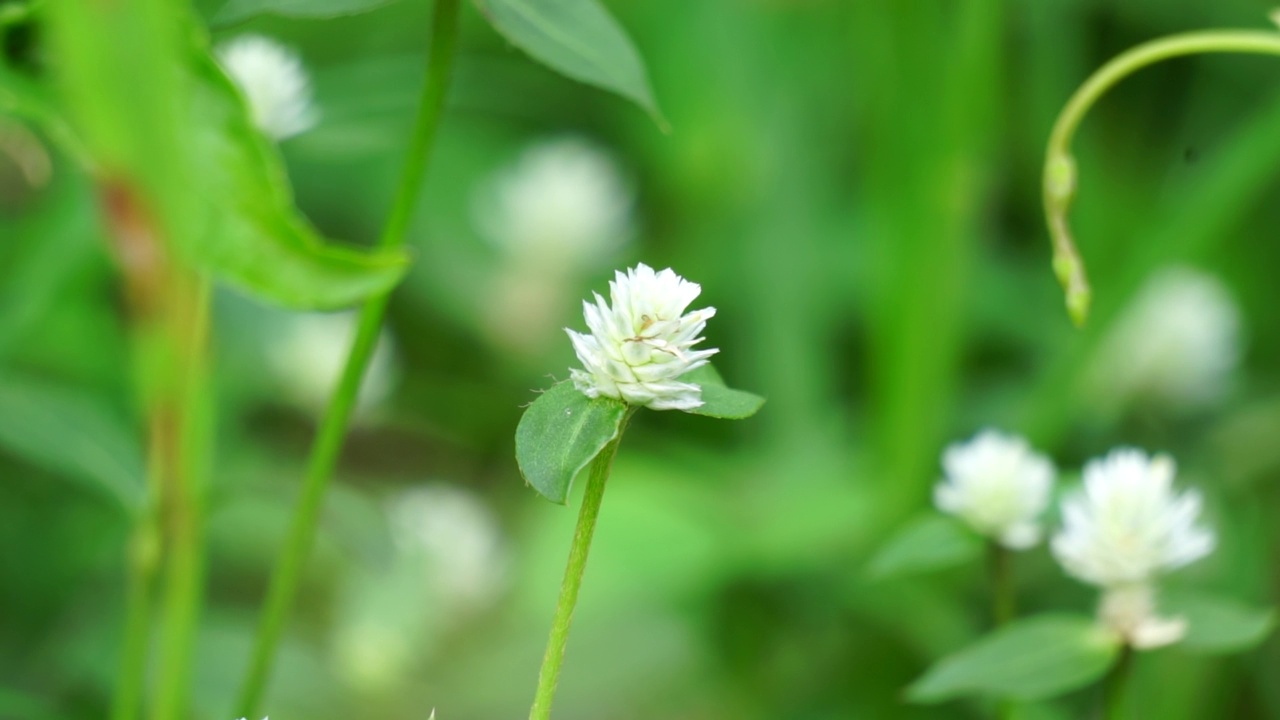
(4, 0), (1280, 718)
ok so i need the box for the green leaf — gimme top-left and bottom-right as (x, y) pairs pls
(187, 50), (410, 309)
(866, 514), (982, 580)
(1164, 590), (1276, 655)
(0, 374), (145, 513)
(682, 364), (764, 420)
(471, 0), (666, 126)
(215, 0), (400, 24)
(907, 615), (1120, 704)
(515, 380), (627, 504)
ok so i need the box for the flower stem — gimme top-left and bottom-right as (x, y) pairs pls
(987, 541), (1015, 627)
(1042, 30), (1280, 326)
(529, 419), (632, 720)
(1103, 645), (1135, 719)
(111, 515), (159, 720)
(233, 0), (460, 715)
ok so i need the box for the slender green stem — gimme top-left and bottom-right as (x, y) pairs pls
(529, 418), (632, 720)
(234, 1), (460, 715)
(1103, 645), (1135, 719)
(111, 514), (159, 720)
(987, 541), (1015, 627)
(1042, 30), (1280, 326)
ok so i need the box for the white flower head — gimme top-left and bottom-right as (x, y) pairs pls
(1090, 266), (1240, 411)
(266, 312), (397, 418)
(387, 484), (508, 608)
(567, 263), (718, 411)
(1053, 448), (1215, 587)
(1098, 584), (1187, 650)
(474, 137), (633, 266)
(216, 34), (318, 141)
(933, 430), (1056, 550)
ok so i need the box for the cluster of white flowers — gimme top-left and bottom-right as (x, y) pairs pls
(567, 263), (718, 411)
(1052, 448), (1214, 648)
(1089, 266), (1240, 412)
(934, 430), (1056, 550)
(474, 137), (633, 266)
(934, 433), (1216, 650)
(216, 34), (318, 141)
(265, 311), (398, 418)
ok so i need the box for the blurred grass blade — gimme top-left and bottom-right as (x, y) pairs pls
(682, 364), (764, 420)
(0, 374), (145, 513)
(515, 380), (626, 504)
(471, 0), (666, 127)
(866, 514), (982, 580)
(189, 51), (410, 309)
(215, 0), (400, 24)
(1165, 591), (1277, 655)
(907, 614), (1120, 703)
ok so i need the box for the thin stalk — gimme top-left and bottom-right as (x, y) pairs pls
(152, 277), (212, 720)
(111, 514), (159, 720)
(987, 541), (1015, 627)
(1042, 30), (1280, 326)
(529, 419), (632, 720)
(1103, 645), (1135, 719)
(234, 0), (460, 715)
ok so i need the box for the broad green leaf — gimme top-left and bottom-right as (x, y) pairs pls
(188, 50), (410, 309)
(472, 0), (665, 126)
(215, 0), (400, 24)
(0, 65), (88, 163)
(866, 514), (982, 580)
(1164, 591), (1276, 655)
(515, 380), (626, 504)
(907, 615), (1120, 704)
(0, 374), (145, 513)
(682, 364), (764, 420)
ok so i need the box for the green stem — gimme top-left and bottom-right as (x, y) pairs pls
(528, 418), (632, 720)
(111, 515), (159, 720)
(1103, 645), (1135, 719)
(1042, 29), (1280, 326)
(234, 0), (460, 715)
(987, 541), (1015, 627)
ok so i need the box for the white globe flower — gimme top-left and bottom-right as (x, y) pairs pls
(933, 430), (1056, 550)
(265, 312), (397, 418)
(566, 263), (718, 411)
(216, 34), (318, 141)
(1052, 448), (1215, 587)
(1098, 584), (1187, 650)
(474, 137), (633, 266)
(1090, 266), (1240, 411)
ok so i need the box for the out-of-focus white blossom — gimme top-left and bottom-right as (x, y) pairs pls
(474, 137), (633, 266)
(332, 485), (508, 694)
(1052, 448), (1215, 649)
(265, 312), (397, 418)
(567, 263), (717, 411)
(1090, 267), (1240, 411)
(1098, 584), (1187, 650)
(933, 430), (1056, 550)
(216, 35), (317, 141)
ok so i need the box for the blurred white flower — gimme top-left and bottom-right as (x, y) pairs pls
(265, 312), (397, 418)
(474, 137), (633, 266)
(933, 430), (1056, 550)
(567, 263), (718, 411)
(1090, 266), (1240, 411)
(216, 34), (317, 141)
(387, 484), (509, 608)
(1052, 448), (1215, 649)
(333, 484), (507, 694)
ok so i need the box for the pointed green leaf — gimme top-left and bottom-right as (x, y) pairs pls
(866, 514), (982, 580)
(1164, 591), (1276, 655)
(516, 380), (626, 504)
(682, 364), (764, 420)
(215, 0), (400, 23)
(471, 0), (665, 126)
(188, 51), (410, 309)
(0, 374), (145, 514)
(907, 615), (1120, 704)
